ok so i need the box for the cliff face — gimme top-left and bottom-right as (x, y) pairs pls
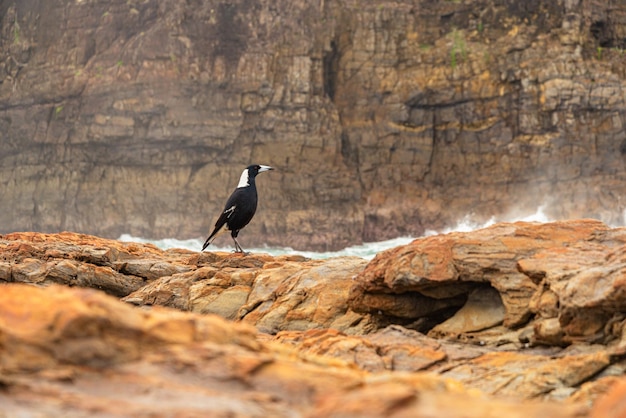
(1, 0), (626, 249)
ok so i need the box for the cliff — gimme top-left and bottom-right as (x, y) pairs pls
(1, 0), (626, 250)
(2, 220), (626, 416)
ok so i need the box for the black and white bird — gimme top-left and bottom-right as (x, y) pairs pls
(202, 164), (274, 253)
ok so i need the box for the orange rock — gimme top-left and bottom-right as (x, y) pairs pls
(0, 283), (584, 417)
(349, 220), (626, 346)
(1, 232), (374, 334)
(2, 226), (626, 415)
(590, 378), (626, 418)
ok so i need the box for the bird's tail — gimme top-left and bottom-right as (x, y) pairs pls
(201, 224), (226, 251)
(201, 236), (212, 251)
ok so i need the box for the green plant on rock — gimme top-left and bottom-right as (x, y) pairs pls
(12, 22), (20, 44)
(450, 28), (467, 70)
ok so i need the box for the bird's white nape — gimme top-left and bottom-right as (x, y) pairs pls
(236, 168), (250, 188)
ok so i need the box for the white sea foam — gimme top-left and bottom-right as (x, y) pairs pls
(118, 206), (555, 260)
(118, 234), (415, 260)
(425, 205), (552, 236)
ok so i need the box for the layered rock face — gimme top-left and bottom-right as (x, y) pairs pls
(0, 283), (582, 418)
(2, 221), (626, 416)
(1, 0), (626, 250)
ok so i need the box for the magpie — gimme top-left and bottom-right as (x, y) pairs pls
(202, 164), (274, 253)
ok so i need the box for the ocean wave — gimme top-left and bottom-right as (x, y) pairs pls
(118, 206), (553, 260)
(117, 234), (415, 260)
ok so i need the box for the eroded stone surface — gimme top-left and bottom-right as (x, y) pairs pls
(0, 232), (374, 334)
(2, 227), (626, 416)
(349, 219), (626, 347)
(0, 283), (585, 418)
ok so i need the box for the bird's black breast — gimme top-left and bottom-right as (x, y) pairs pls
(224, 186), (258, 231)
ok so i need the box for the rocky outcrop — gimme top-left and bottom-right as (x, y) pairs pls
(123, 254), (371, 334)
(274, 326), (619, 404)
(348, 219), (626, 349)
(0, 231), (373, 334)
(0, 283), (585, 418)
(0, 231), (189, 296)
(2, 0), (626, 250)
(3, 221), (626, 415)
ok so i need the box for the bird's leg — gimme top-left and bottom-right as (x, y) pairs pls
(232, 236), (247, 254)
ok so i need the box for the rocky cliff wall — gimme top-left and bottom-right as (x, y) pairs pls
(1, 0), (626, 250)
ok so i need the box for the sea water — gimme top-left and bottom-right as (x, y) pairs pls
(117, 234), (416, 260)
(118, 206), (553, 260)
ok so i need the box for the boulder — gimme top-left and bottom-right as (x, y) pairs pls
(349, 219), (626, 347)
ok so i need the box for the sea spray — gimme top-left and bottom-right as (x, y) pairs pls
(118, 234), (415, 260)
(119, 206), (554, 260)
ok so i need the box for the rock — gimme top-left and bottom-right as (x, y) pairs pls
(124, 254), (373, 334)
(0, 231), (374, 334)
(309, 375), (580, 418)
(274, 326), (453, 373)
(0, 283), (584, 417)
(273, 325), (616, 404)
(349, 219), (626, 347)
(430, 286), (506, 337)
(0, 231), (190, 297)
(590, 378), (626, 418)
(2, 1), (626, 250)
(6, 226), (626, 415)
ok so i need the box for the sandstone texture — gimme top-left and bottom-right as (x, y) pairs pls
(349, 219), (626, 348)
(2, 0), (626, 250)
(0, 231), (372, 334)
(0, 283), (581, 418)
(2, 221), (626, 416)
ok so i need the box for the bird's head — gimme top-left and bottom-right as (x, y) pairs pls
(248, 164), (274, 177)
(237, 164), (274, 188)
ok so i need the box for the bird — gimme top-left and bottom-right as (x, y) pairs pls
(202, 164), (274, 253)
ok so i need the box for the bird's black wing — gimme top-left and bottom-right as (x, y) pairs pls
(201, 195), (239, 251)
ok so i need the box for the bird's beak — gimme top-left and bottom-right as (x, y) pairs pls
(258, 165), (274, 173)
